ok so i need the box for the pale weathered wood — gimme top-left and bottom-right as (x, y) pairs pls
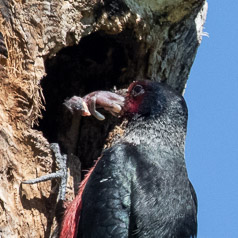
(0, 0), (207, 237)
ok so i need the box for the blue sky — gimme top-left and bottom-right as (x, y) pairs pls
(184, 1), (238, 237)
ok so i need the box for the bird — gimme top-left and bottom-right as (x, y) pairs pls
(59, 80), (198, 238)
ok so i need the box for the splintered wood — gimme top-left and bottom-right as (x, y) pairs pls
(104, 119), (128, 149)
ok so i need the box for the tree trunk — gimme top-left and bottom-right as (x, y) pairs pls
(0, 0), (207, 237)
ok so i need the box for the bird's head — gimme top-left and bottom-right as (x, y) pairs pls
(123, 80), (188, 127)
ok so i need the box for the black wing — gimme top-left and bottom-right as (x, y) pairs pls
(78, 143), (134, 238)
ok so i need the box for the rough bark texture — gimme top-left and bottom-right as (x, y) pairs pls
(0, 0), (207, 237)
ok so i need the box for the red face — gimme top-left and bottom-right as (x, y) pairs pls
(124, 81), (149, 114)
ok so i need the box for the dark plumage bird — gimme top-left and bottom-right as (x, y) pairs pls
(60, 80), (197, 238)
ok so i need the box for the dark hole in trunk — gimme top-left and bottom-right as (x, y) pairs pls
(35, 30), (142, 175)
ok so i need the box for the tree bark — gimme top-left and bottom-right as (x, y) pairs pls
(0, 0), (207, 237)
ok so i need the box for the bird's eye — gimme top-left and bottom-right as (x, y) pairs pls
(131, 85), (145, 97)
